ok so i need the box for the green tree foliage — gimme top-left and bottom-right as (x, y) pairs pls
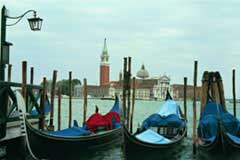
(41, 79), (81, 96)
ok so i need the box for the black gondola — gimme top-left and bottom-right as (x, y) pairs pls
(122, 92), (187, 160)
(197, 72), (240, 159)
(25, 96), (122, 160)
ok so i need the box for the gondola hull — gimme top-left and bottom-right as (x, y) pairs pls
(26, 121), (122, 160)
(123, 125), (187, 160)
(198, 131), (240, 159)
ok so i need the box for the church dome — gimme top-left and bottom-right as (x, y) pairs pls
(137, 64), (149, 79)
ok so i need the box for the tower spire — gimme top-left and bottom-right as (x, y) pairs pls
(103, 38), (108, 54)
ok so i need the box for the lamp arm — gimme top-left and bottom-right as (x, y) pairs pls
(6, 9), (37, 26)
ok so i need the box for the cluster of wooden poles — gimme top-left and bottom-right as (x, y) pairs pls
(7, 61), (89, 131)
(192, 61), (238, 154)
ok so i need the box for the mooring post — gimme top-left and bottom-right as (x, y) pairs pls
(130, 77), (136, 134)
(127, 57), (131, 130)
(39, 77), (47, 130)
(233, 69), (236, 117)
(68, 71), (72, 128)
(122, 57), (127, 123)
(49, 70), (57, 131)
(7, 64), (12, 82)
(183, 77), (187, 137)
(83, 78), (88, 125)
(30, 67), (34, 85)
(6, 64), (12, 112)
(22, 61), (27, 102)
(193, 61), (198, 154)
(58, 86), (62, 130)
(200, 71), (208, 113)
(216, 72), (226, 108)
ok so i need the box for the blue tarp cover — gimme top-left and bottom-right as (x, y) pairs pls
(48, 127), (91, 137)
(227, 133), (240, 144)
(142, 100), (184, 130)
(135, 129), (171, 144)
(198, 101), (240, 143)
(157, 100), (181, 117)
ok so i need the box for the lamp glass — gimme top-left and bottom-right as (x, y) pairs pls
(28, 17), (43, 31)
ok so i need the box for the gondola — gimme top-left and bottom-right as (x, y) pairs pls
(25, 96), (122, 160)
(197, 72), (240, 159)
(123, 92), (187, 159)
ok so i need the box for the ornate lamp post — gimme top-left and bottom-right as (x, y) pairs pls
(0, 5), (43, 139)
(0, 5), (43, 81)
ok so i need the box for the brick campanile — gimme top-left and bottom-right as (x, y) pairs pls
(100, 38), (110, 86)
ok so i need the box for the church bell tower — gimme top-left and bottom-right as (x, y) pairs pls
(100, 38), (110, 86)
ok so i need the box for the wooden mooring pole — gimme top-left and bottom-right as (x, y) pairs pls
(127, 57), (131, 130)
(216, 72), (226, 108)
(58, 87), (62, 130)
(49, 70), (57, 131)
(83, 78), (88, 125)
(183, 77), (187, 137)
(130, 77), (136, 134)
(30, 67), (34, 85)
(39, 77), (47, 130)
(6, 64), (12, 112)
(68, 71), (72, 128)
(193, 61), (198, 154)
(233, 69), (236, 117)
(22, 61), (27, 102)
(122, 57), (127, 123)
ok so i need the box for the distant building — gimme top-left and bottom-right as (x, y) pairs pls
(109, 65), (171, 100)
(153, 75), (171, 100)
(171, 84), (201, 100)
(100, 38), (110, 86)
(74, 84), (82, 97)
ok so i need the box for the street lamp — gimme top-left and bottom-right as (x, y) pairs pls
(0, 5), (43, 81)
(0, 5), (43, 139)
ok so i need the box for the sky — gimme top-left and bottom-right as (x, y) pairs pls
(1, 0), (240, 98)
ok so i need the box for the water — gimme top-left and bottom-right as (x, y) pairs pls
(25, 99), (240, 160)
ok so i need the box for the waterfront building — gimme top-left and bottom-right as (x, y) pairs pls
(153, 75), (171, 100)
(74, 84), (82, 97)
(109, 65), (171, 100)
(171, 84), (201, 100)
(100, 38), (110, 86)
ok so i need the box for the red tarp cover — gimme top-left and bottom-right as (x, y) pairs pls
(86, 112), (120, 132)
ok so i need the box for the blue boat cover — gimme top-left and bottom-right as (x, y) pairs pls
(198, 101), (240, 143)
(135, 129), (171, 144)
(226, 133), (240, 144)
(142, 100), (184, 130)
(48, 127), (91, 137)
(157, 100), (181, 117)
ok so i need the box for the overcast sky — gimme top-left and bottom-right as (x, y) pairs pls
(1, 0), (240, 98)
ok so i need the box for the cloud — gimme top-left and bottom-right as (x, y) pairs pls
(1, 0), (240, 98)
